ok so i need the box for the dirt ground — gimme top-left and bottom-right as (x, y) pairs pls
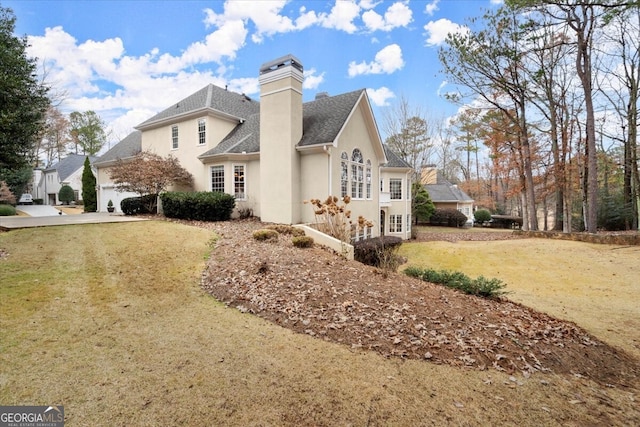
(197, 219), (639, 387)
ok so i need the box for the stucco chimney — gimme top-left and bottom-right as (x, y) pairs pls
(258, 54), (304, 224)
(420, 166), (438, 185)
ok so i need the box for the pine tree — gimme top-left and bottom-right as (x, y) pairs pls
(81, 156), (97, 212)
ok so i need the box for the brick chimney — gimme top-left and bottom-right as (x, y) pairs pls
(258, 54), (304, 224)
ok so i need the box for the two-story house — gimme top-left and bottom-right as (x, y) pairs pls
(32, 154), (96, 205)
(95, 54), (412, 239)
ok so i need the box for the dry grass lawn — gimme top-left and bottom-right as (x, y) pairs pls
(1, 221), (638, 426)
(401, 227), (640, 360)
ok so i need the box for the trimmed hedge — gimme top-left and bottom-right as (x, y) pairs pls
(429, 208), (468, 227)
(0, 204), (16, 216)
(121, 195), (156, 215)
(160, 191), (235, 221)
(353, 236), (403, 268)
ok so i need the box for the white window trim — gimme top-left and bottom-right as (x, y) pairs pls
(210, 165), (225, 193)
(171, 125), (179, 150)
(233, 164), (246, 200)
(198, 118), (206, 145)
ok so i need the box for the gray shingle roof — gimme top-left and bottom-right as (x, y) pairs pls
(46, 154), (97, 181)
(137, 84), (259, 129)
(382, 145), (411, 168)
(199, 89), (368, 159)
(425, 174), (473, 202)
(94, 131), (142, 165)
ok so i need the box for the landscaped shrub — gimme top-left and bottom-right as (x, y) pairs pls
(354, 236), (403, 270)
(266, 224), (305, 237)
(404, 266), (507, 299)
(33, 199), (43, 205)
(0, 204), (16, 216)
(81, 156), (97, 212)
(474, 209), (492, 224)
(292, 236), (314, 248)
(121, 195), (156, 215)
(429, 208), (468, 227)
(160, 191), (235, 221)
(253, 229), (279, 241)
(58, 185), (75, 205)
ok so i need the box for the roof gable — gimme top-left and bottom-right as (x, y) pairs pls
(46, 154), (97, 181)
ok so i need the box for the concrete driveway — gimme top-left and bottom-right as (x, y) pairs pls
(15, 205), (65, 216)
(1, 208), (148, 230)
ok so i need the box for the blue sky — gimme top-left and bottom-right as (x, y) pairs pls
(6, 0), (503, 146)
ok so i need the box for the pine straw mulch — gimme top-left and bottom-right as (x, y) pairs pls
(189, 219), (638, 388)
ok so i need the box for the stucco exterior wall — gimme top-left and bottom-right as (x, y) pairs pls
(142, 115), (237, 192)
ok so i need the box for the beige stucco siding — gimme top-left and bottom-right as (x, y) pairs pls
(299, 151), (330, 224)
(141, 116), (237, 192)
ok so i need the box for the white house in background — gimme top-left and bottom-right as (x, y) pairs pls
(32, 154), (96, 205)
(95, 54), (413, 239)
(421, 167), (474, 223)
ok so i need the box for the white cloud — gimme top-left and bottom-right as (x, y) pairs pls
(317, 0), (361, 33)
(423, 18), (468, 46)
(303, 68), (325, 90)
(348, 44), (404, 77)
(362, 1), (412, 32)
(424, 0), (440, 16)
(367, 87), (395, 106)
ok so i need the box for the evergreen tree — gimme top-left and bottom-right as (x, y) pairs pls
(412, 182), (436, 224)
(81, 156), (96, 212)
(0, 6), (50, 172)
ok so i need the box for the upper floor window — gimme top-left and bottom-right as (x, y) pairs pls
(171, 125), (179, 149)
(390, 178), (402, 200)
(341, 152), (349, 197)
(351, 149), (364, 199)
(211, 165), (224, 193)
(198, 119), (206, 145)
(234, 165), (246, 200)
(366, 160), (372, 199)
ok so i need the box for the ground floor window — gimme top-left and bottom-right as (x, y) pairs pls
(407, 214), (411, 234)
(234, 165), (245, 199)
(211, 165), (224, 193)
(390, 214), (402, 233)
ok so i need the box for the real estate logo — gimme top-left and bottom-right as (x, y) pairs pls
(0, 406), (64, 427)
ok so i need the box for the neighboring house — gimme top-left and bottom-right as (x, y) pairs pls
(420, 167), (474, 224)
(95, 54), (412, 239)
(34, 154), (96, 205)
(93, 131), (142, 213)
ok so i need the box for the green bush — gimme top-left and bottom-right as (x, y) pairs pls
(474, 209), (492, 224)
(160, 191), (235, 221)
(58, 185), (75, 205)
(266, 224), (305, 237)
(292, 236), (314, 248)
(34, 199), (43, 205)
(0, 204), (16, 216)
(404, 266), (507, 299)
(253, 229), (279, 241)
(429, 208), (468, 227)
(121, 195), (156, 215)
(354, 236), (403, 269)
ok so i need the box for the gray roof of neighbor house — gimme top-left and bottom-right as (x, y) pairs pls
(137, 84), (260, 129)
(382, 145), (411, 169)
(199, 89), (368, 158)
(425, 171), (473, 203)
(45, 154), (97, 181)
(94, 131), (142, 166)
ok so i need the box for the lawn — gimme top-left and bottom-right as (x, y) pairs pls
(401, 227), (640, 360)
(1, 221), (638, 426)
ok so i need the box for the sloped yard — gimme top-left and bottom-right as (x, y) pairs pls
(1, 220), (638, 426)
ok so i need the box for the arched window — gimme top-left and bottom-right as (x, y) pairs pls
(340, 152), (349, 197)
(351, 149), (363, 199)
(366, 159), (372, 199)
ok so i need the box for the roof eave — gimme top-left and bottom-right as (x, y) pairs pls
(136, 107), (244, 131)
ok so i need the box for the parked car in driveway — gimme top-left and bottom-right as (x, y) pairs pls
(18, 193), (33, 205)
